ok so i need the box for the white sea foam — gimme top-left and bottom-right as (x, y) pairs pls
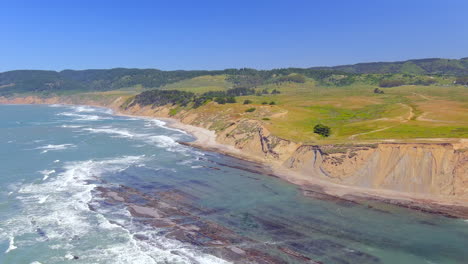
(145, 119), (188, 135)
(36, 144), (76, 153)
(83, 127), (140, 138)
(81, 126), (189, 153)
(49, 104), (64, 107)
(60, 124), (83, 128)
(71, 105), (114, 115)
(39, 169), (55, 180)
(5, 236), (17, 253)
(1, 155), (228, 263)
(38, 195), (49, 204)
(58, 112), (103, 121)
(148, 135), (178, 148)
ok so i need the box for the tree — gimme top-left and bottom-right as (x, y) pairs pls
(243, 99), (252, 104)
(379, 79), (405, 87)
(373, 88), (384, 94)
(455, 76), (468, 85)
(313, 124), (331, 137)
(271, 89), (281, 94)
(214, 97), (226, 104)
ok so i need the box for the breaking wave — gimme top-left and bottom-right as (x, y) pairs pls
(57, 112), (104, 121)
(36, 144), (76, 154)
(71, 105), (114, 115)
(81, 126), (190, 153)
(0, 155), (227, 263)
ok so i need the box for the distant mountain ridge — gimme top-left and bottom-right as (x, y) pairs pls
(312, 57), (468, 75)
(1, 57), (467, 95)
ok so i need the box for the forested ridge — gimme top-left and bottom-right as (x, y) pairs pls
(1, 57), (467, 95)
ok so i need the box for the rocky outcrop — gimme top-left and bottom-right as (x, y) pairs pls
(215, 119), (300, 162)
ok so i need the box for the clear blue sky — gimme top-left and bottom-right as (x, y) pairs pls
(1, 0), (467, 71)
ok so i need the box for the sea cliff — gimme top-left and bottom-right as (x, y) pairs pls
(1, 95), (467, 217)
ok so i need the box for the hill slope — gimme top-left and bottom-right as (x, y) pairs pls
(1, 57), (467, 96)
(314, 58), (468, 75)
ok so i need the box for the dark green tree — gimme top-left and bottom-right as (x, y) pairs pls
(313, 124), (331, 137)
(226, 97), (236, 103)
(214, 97), (226, 104)
(373, 88), (384, 94)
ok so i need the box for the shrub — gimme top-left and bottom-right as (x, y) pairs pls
(313, 124), (331, 137)
(379, 79), (405, 87)
(262, 117), (270, 120)
(169, 108), (179, 116)
(226, 87), (255, 96)
(193, 97), (210, 108)
(214, 97), (226, 104)
(243, 99), (252, 104)
(245, 107), (256, 112)
(271, 89), (281, 94)
(414, 78), (436, 86)
(132, 90), (195, 107)
(455, 76), (468, 85)
(277, 74), (306, 83)
(226, 97), (236, 103)
(261, 101), (268, 105)
(269, 101), (276, 105)
(373, 88), (384, 94)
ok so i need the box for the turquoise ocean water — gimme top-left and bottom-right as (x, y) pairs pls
(0, 104), (467, 264)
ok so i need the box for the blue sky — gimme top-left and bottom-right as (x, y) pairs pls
(1, 0), (467, 71)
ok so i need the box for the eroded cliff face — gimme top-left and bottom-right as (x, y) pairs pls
(164, 104), (468, 199)
(286, 143), (468, 199)
(1, 96), (467, 200)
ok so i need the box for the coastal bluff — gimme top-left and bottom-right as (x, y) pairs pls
(1, 95), (467, 213)
(118, 99), (468, 201)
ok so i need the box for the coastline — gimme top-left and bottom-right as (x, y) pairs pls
(162, 118), (468, 219)
(1, 97), (468, 218)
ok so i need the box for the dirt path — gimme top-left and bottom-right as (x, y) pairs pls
(348, 126), (396, 140)
(348, 103), (414, 139)
(412, 92), (431, 100)
(400, 103), (414, 122)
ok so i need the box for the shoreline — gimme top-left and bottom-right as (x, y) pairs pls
(164, 119), (468, 219)
(1, 99), (468, 218)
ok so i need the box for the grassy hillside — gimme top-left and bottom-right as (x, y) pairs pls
(161, 75), (232, 93)
(1, 57), (467, 97)
(123, 75), (468, 143)
(2, 57), (467, 143)
(315, 58), (468, 75)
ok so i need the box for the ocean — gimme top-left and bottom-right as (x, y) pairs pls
(0, 104), (467, 264)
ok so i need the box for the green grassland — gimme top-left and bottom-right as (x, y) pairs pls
(161, 75), (232, 93)
(152, 75), (468, 143)
(3, 59), (467, 144)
